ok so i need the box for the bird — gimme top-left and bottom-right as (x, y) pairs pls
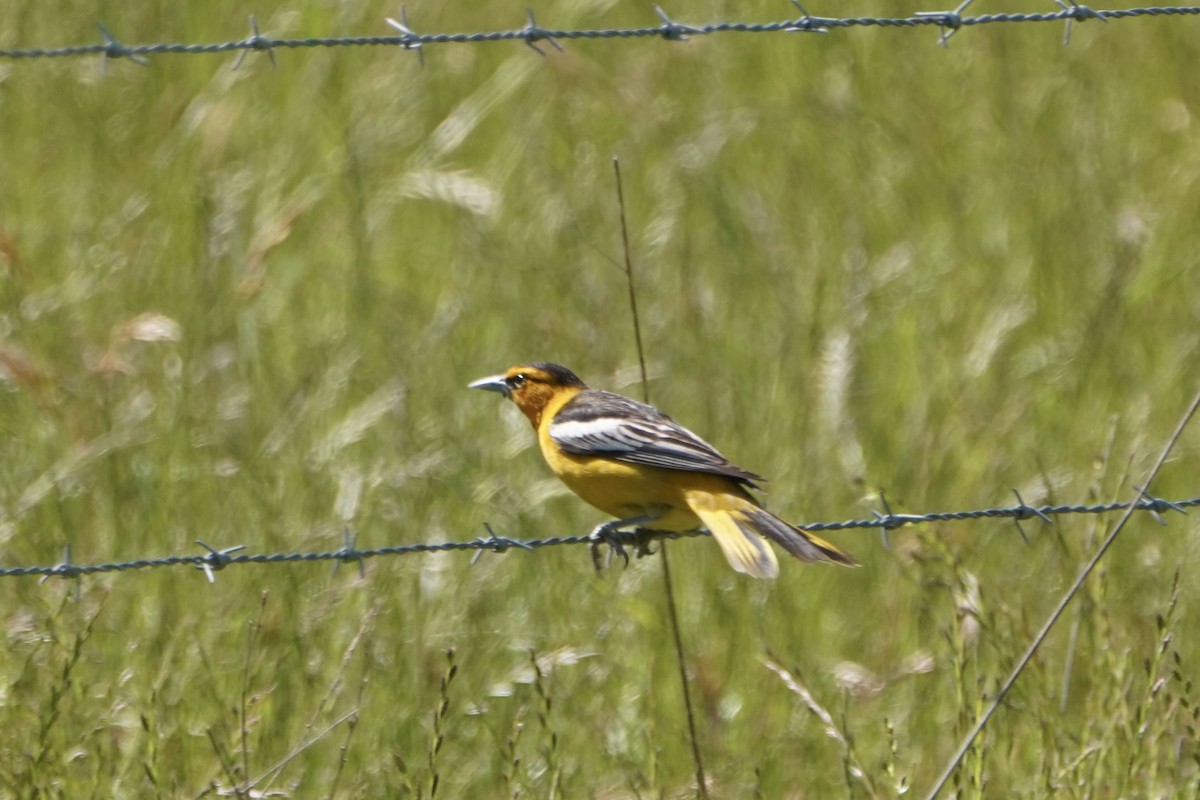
(469, 362), (857, 578)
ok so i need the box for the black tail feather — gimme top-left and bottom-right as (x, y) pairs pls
(745, 509), (859, 566)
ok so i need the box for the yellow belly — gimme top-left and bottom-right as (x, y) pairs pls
(537, 426), (740, 531)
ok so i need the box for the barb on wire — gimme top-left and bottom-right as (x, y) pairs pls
(3, 5), (1199, 63)
(1057, 0), (1108, 43)
(39, 544), (83, 600)
(97, 22), (149, 68)
(385, 6), (425, 65)
(232, 15), (276, 70)
(195, 539), (247, 583)
(37, 543), (75, 584)
(915, 0), (975, 46)
(1009, 488), (1051, 542)
(470, 522), (534, 565)
(786, 2), (830, 34)
(332, 527), (366, 578)
(654, 5), (702, 41)
(870, 491), (908, 549)
(1, 494), (1195, 581)
(521, 9), (564, 55)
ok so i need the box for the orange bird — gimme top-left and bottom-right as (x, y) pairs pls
(470, 362), (857, 578)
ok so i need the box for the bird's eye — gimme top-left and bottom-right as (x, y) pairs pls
(509, 374), (527, 389)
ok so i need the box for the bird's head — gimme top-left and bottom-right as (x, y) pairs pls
(469, 362), (587, 427)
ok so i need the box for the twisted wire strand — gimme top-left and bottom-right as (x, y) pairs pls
(1, 6), (1198, 61)
(3, 494), (1192, 580)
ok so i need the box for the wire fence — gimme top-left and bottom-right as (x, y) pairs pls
(3, 492), (1193, 582)
(2, 3), (1199, 64)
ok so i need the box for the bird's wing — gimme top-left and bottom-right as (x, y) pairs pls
(549, 390), (763, 485)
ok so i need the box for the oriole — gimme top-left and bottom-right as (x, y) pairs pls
(470, 362), (857, 578)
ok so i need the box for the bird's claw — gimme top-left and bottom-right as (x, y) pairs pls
(632, 532), (658, 558)
(589, 523), (631, 571)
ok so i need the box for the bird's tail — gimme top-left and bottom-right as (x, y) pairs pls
(686, 490), (858, 579)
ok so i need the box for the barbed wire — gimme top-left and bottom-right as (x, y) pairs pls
(2, 492), (1192, 582)
(1, 3), (1199, 64)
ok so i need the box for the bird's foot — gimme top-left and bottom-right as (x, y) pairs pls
(588, 517), (664, 571)
(589, 520), (633, 571)
(631, 532), (658, 559)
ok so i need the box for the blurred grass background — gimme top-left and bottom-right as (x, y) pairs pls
(2, 1), (1199, 796)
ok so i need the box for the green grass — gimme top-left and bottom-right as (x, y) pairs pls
(2, 1), (1199, 796)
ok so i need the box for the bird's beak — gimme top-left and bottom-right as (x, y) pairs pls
(468, 374), (510, 397)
